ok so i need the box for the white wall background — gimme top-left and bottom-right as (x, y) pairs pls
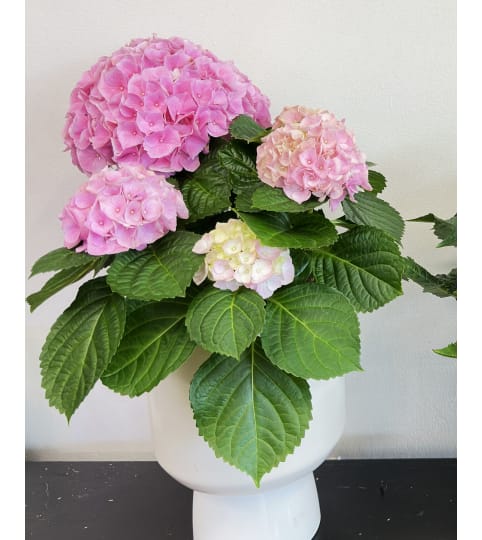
(26, 0), (456, 460)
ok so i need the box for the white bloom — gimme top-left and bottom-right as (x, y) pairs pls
(192, 218), (295, 298)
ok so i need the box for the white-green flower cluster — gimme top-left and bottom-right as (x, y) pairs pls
(192, 219), (294, 298)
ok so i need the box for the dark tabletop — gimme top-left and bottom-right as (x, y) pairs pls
(26, 459), (456, 539)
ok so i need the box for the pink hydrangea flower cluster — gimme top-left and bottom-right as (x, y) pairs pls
(59, 165), (188, 255)
(63, 36), (271, 176)
(192, 219), (294, 299)
(256, 106), (371, 210)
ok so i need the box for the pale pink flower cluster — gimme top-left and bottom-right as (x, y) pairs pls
(63, 36), (271, 176)
(256, 106), (371, 209)
(59, 165), (188, 255)
(192, 219), (294, 299)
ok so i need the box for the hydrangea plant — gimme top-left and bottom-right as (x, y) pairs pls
(28, 36), (410, 486)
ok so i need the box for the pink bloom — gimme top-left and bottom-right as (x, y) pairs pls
(59, 164), (189, 255)
(63, 36), (271, 176)
(143, 128), (181, 158)
(116, 121), (144, 148)
(256, 106), (371, 210)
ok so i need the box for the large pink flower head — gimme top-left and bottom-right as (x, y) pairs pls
(192, 219), (294, 299)
(256, 106), (371, 210)
(63, 36), (271, 176)
(60, 164), (188, 255)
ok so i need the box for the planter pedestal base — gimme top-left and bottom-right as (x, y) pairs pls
(149, 350), (344, 540)
(192, 473), (320, 540)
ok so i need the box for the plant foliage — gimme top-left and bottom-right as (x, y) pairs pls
(403, 212), (457, 357)
(28, 112), (418, 484)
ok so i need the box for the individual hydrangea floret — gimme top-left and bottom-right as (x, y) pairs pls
(256, 105), (371, 210)
(60, 164), (188, 255)
(63, 36), (271, 176)
(192, 219), (294, 299)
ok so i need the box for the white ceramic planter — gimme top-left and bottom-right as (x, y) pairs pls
(148, 349), (346, 540)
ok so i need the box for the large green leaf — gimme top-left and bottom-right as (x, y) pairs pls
(190, 341), (312, 486)
(102, 299), (195, 396)
(433, 342), (457, 358)
(312, 227), (404, 312)
(181, 174), (231, 222)
(342, 192), (405, 243)
(229, 115), (270, 143)
(125, 299), (153, 315)
(261, 283), (361, 379)
(180, 148), (232, 221)
(234, 188), (258, 212)
(239, 211), (338, 249)
(368, 170), (387, 194)
(180, 139), (262, 218)
(402, 257), (457, 298)
(186, 287), (265, 359)
(217, 141), (260, 192)
(409, 213), (457, 247)
(26, 257), (109, 312)
(250, 185), (320, 213)
(107, 232), (202, 301)
(29, 247), (100, 277)
(40, 277), (126, 420)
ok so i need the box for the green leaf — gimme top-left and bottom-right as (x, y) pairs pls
(181, 174), (231, 222)
(29, 247), (101, 277)
(229, 115), (270, 143)
(234, 188), (258, 212)
(330, 216), (358, 230)
(102, 299), (195, 396)
(177, 138), (233, 222)
(312, 227), (404, 312)
(217, 141), (260, 192)
(290, 249), (313, 284)
(368, 170), (387, 195)
(180, 139), (262, 215)
(250, 185), (320, 213)
(261, 283), (361, 379)
(40, 277), (126, 420)
(409, 213), (457, 247)
(190, 341), (312, 486)
(433, 342), (457, 358)
(180, 149), (232, 221)
(107, 232), (202, 301)
(26, 257), (108, 312)
(239, 211), (338, 249)
(402, 257), (457, 298)
(342, 192), (405, 243)
(186, 287), (265, 359)
(125, 299), (154, 315)
(435, 268), (457, 296)
(234, 184), (319, 213)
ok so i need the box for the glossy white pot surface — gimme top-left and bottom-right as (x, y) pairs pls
(148, 348), (346, 496)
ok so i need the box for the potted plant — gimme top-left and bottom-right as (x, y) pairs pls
(27, 36), (411, 540)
